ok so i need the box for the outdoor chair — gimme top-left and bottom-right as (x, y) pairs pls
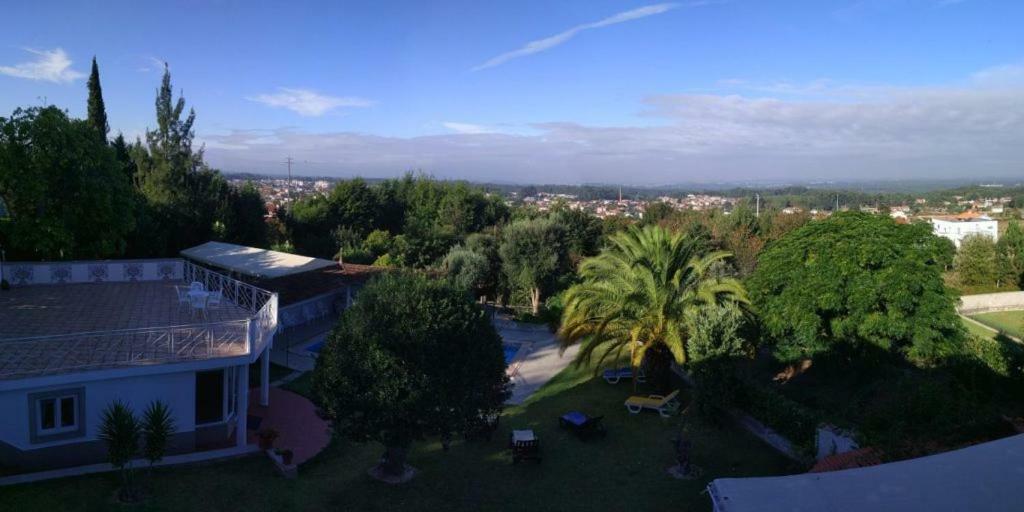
(509, 430), (542, 464)
(190, 281), (205, 292)
(602, 366), (646, 384)
(175, 286), (191, 311)
(624, 389), (681, 418)
(559, 411), (606, 439)
(207, 290), (223, 308)
(189, 292), (209, 320)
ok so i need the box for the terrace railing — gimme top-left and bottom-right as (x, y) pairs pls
(0, 320), (250, 380)
(183, 261), (274, 315)
(0, 260), (280, 380)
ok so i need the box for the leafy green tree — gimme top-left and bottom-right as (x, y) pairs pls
(499, 217), (569, 314)
(312, 273), (509, 480)
(642, 201), (675, 226)
(217, 182), (268, 248)
(0, 107), (134, 260)
(98, 401), (141, 501)
(131, 66), (228, 256)
(748, 212), (963, 365)
(550, 206), (604, 264)
(559, 225), (749, 388)
(686, 303), (751, 415)
(141, 400), (176, 472)
(997, 221), (1024, 287)
(86, 57), (109, 140)
(464, 233), (503, 301)
(442, 245), (490, 297)
(956, 234), (999, 287)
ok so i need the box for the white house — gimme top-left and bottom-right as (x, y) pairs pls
(0, 252), (284, 472)
(930, 213), (998, 248)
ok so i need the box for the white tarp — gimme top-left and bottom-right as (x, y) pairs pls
(181, 241), (336, 279)
(708, 434), (1024, 512)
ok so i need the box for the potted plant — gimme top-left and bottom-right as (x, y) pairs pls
(0, 279), (9, 291)
(257, 428), (279, 450)
(277, 448), (294, 466)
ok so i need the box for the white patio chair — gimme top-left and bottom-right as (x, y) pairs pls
(175, 286), (190, 311)
(190, 281), (205, 292)
(189, 293), (209, 320)
(207, 290), (223, 308)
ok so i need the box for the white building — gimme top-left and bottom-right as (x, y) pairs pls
(0, 242), (378, 474)
(930, 214), (998, 248)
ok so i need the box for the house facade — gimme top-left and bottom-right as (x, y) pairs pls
(0, 258), (278, 472)
(930, 213), (998, 248)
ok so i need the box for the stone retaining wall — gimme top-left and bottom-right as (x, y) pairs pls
(958, 291), (1024, 315)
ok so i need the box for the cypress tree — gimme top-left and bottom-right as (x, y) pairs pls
(86, 56), (109, 141)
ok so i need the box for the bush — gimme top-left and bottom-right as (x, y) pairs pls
(737, 383), (821, 453)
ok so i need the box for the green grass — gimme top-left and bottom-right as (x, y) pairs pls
(0, 365), (796, 512)
(970, 310), (1024, 339)
(963, 316), (999, 340)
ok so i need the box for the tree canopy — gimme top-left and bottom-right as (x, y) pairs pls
(499, 217), (569, 314)
(312, 272), (509, 478)
(559, 225), (749, 374)
(748, 212), (963, 365)
(0, 107), (134, 259)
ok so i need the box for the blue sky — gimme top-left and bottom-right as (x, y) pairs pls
(1, 0), (1022, 184)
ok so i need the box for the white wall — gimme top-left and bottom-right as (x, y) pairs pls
(931, 219), (999, 248)
(0, 371), (196, 451)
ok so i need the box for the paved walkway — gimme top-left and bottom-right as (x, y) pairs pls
(499, 320), (578, 404)
(247, 387), (330, 466)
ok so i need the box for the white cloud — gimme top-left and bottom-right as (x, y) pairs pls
(442, 122), (496, 134)
(204, 63), (1024, 184)
(247, 88), (374, 117)
(137, 56), (167, 73)
(0, 48), (85, 83)
(472, 3), (679, 71)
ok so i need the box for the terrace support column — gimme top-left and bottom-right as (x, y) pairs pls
(237, 363), (249, 448)
(260, 346), (271, 407)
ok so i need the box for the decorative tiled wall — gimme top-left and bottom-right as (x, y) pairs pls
(2, 259), (184, 286)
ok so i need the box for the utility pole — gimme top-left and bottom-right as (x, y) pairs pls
(285, 156), (294, 205)
(755, 193), (760, 217)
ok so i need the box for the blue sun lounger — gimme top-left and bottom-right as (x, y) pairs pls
(602, 367), (646, 384)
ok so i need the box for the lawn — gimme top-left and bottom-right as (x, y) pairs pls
(969, 310), (1024, 339)
(0, 364), (796, 512)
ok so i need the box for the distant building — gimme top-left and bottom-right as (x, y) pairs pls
(930, 211), (998, 248)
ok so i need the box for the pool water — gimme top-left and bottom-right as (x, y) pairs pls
(503, 344), (518, 365)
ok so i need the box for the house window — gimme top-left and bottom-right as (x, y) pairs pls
(28, 388), (85, 444)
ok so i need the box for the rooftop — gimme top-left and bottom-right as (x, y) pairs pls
(0, 281), (253, 380)
(708, 434), (1024, 512)
(181, 241), (337, 279)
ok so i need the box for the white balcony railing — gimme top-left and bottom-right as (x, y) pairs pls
(0, 260), (279, 380)
(0, 320), (250, 379)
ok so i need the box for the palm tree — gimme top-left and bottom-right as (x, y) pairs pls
(141, 400), (176, 474)
(559, 225), (749, 388)
(98, 400), (141, 502)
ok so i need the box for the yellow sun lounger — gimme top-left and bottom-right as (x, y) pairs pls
(624, 390), (680, 418)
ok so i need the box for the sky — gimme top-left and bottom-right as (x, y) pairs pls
(1, 0), (1022, 185)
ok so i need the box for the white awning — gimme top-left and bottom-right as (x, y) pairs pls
(181, 241), (336, 279)
(708, 434), (1024, 512)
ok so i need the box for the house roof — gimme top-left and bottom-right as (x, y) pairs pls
(181, 242), (337, 279)
(256, 263), (385, 306)
(809, 447), (883, 473)
(708, 434), (1024, 512)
